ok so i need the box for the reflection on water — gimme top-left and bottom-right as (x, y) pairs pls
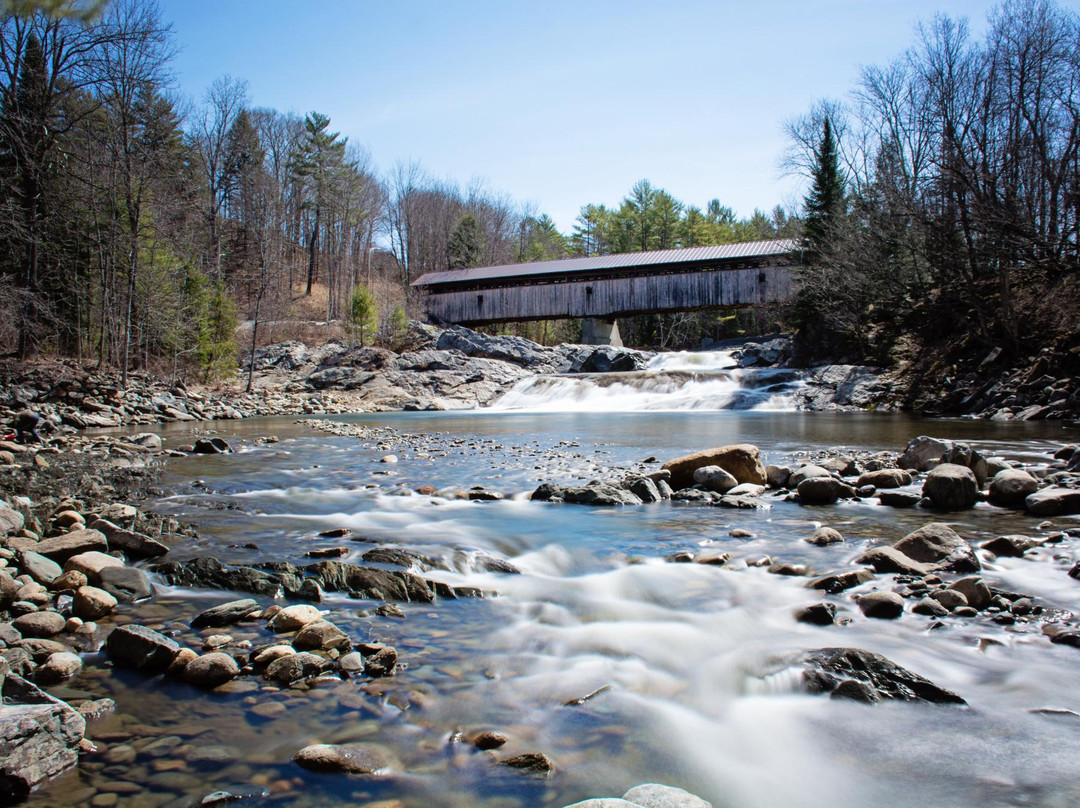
(36, 411), (1080, 808)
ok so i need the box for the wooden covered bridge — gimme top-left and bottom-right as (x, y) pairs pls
(411, 238), (800, 345)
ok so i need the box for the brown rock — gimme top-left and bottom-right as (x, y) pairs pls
(662, 444), (767, 489)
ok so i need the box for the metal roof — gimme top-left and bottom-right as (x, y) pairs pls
(412, 238), (799, 288)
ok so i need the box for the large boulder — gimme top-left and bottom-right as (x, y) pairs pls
(893, 523), (979, 573)
(0, 665), (86, 800)
(181, 653), (240, 689)
(32, 529), (107, 563)
(797, 476), (854, 505)
(788, 465), (832, 488)
(192, 599), (262, 629)
(801, 647), (966, 704)
(97, 566), (155, 603)
(105, 624), (180, 673)
(691, 466), (738, 494)
(662, 444), (767, 489)
(921, 464), (978, 510)
(987, 469), (1039, 508)
(1025, 488), (1080, 516)
(857, 469), (912, 489)
(897, 436), (950, 471)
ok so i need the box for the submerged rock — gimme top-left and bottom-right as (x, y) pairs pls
(292, 741), (396, 774)
(801, 647), (966, 705)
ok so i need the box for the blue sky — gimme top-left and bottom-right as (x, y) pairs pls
(161, 0), (1035, 232)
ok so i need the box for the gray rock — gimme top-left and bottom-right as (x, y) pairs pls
(97, 566), (155, 603)
(929, 589), (968, 610)
(788, 464), (832, 488)
(268, 604), (323, 632)
(987, 469), (1040, 508)
(857, 591), (904, 619)
(912, 597), (950, 617)
(898, 436), (950, 471)
(980, 534), (1043, 557)
(622, 783), (713, 808)
(808, 569), (874, 593)
(192, 437), (232, 455)
(88, 519), (169, 560)
(105, 624), (180, 673)
(856, 547), (928, 576)
(12, 612), (66, 639)
(263, 651), (330, 686)
(72, 585), (117, 620)
(948, 577), (992, 610)
(292, 742), (395, 774)
(797, 476), (854, 505)
(0, 506), (25, 536)
(36, 651), (82, 683)
(32, 529), (108, 563)
(181, 652), (240, 688)
(893, 523), (980, 573)
(563, 484), (642, 506)
(363, 646), (398, 678)
(922, 464), (978, 511)
(877, 490), (922, 508)
(692, 466), (738, 494)
(795, 602), (837, 625)
(292, 620), (351, 652)
(805, 527), (843, 546)
(192, 599), (261, 629)
(801, 647), (965, 704)
(626, 476), (663, 503)
(1025, 488), (1080, 516)
(765, 464), (791, 488)
(857, 469), (912, 489)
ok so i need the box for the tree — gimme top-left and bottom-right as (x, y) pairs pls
(802, 117), (846, 258)
(447, 212), (484, 269)
(290, 111), (346, 295)
(347, 284), (376, 346)
(195, 278), (238, 382)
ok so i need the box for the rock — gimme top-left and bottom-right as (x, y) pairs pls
(929, 589), (968, 610)
(857, 591), (904, 619)
(105, 624), (179, 673)
(33, 529), (108, 563)
(191, 599), (261, 629)
(499, 752), (555, 776)
(1025, 488), (1080, 516)
(363, 646), (398, 677)
(805, 527), (843, 546)
(62, 552), (123, 589)
(470, 730), (508, 750)
(857, 469), (912, 489)
(801, 647), (965, 704)
(152, 557), (284, 597)
(622, 783), (712, 808)
(795, 602), (837, 625)
(88, 520), (168, 560)
(912, 597), (950, 617)
(691, 466), (737, 494)
(922, 464), (978, 511)
(877, 490), (922, 508)
(0, 669), (87, 799)
(563, 484), (642, 506)
(292, 742), (395, 774)
(981, 535), (1043, 558)
(36, 652), (82, 683)
(626, 476), (663, 503)
(268, 604), (324, 632)
(0, 506), (25, 536)
(49, 570), (88, 592)
(181, 653), (240, 689)
(987, 469), (1039, 508)
(726, 483), (765, 497)
(263, 651), (329, 686)
(575, 346), (647, 373)
(12, 612), (66, 639)
(192, 438), (231, 455)
(788, 465), (833, 488)
(893, 523), (980, 573)
(808, 569), (874, 593)
(662, 444), (767, 489)
(766, 464), (791, 488)
(18, 551), (62, 585)
(73, 586), (117, 620)
(855, 547), (928, 576)
(97, 566), (154, 603)
(53, 511), (85, 530)
(898, 436), (950, 471)
(167, 648), (198, 678)
(292, 620), (351, 652)
(948, 577), (992, 610)
(797, 476), (854, 505)
(306, 560), (440, 602)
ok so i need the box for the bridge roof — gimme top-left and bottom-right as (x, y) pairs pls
(412, 237), (798, 288)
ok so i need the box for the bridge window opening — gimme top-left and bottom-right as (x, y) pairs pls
(585, 286), (593, 296)
(477, 295), (484, 306)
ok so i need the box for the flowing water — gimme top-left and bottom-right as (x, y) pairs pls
(32, 354), (1080, 808)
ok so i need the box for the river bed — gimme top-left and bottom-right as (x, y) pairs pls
(29, 406), (1080, 808)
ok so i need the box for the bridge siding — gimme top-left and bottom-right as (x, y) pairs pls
(422, 265), (794, 325)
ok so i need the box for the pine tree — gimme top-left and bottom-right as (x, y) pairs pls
(802, 117), (846, 259)
(447, 213), (485, 269)
(290, 112), (347, 295)
(347, 285), (378, 346)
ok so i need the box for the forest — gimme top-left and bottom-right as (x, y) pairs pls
(1, 0), (1077, 384)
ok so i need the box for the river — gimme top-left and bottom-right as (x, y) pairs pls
(31, 353), (1080, 808)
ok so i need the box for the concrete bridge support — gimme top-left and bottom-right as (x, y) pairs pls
(581, 317), (623, 347)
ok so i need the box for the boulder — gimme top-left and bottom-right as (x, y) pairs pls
(801, 647), (965, 704)
(88, 520), (168, 560)
(33, 529), (107, 563)
(765, 464), (791, 489)
(857, 469), (912, 489)
(263, 651), (330, 686)
(788, 465), (832, 488)
(987, 469), (1039, 508)
(105, 624), (179, 673)
(805, 527), (844, 546)
(855, 546), (929, 576)
(794, 602), (837, 626)
(0, 506), (25, 536)
(1025, 488), (1080, 516)
(191, 599), (261, 629)
(948, 577), (992, 610)
(268, 604), (324, 632)
(363, 646), (398, 678)
(181, 652), (240, 689)
(922, 464), (978, 511)
(97, 566), (155, 603)
(691, 466), (738, 494)
(622, 783), (712, 808)
(292, 742), (395, 774)
(893, 523), (979, 573)
(797, 477), (854, 505)
(857, 591), (904, 619)
(64, 551), (124, 585)
(662, 444), (766, 489)
(626, 476), (664, 503)
(292, 620), (351, 652)
(897, 436), (950, 471)
(562, 484), (642, 506)
(128, 433), (163, 450)
(36, 652), (82, 684)
(980, 534), (1043, 558)
(877, 490), (922, 508)
(808, 569), (874, 593)
(12, 612), (66, 639)
(73, 586), (117, 621)
(18, 552), (62, 586)
(0, 668), (86, 799)
(192, 437), (231, 455)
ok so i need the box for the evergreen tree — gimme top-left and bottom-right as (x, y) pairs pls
(447, 213), (485, 269)
(290, 111), (347, 295)
(802, 117), (846, 259)
(347, 284), (377, 346)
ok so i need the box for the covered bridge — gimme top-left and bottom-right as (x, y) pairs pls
(411, 238), (800, 345)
